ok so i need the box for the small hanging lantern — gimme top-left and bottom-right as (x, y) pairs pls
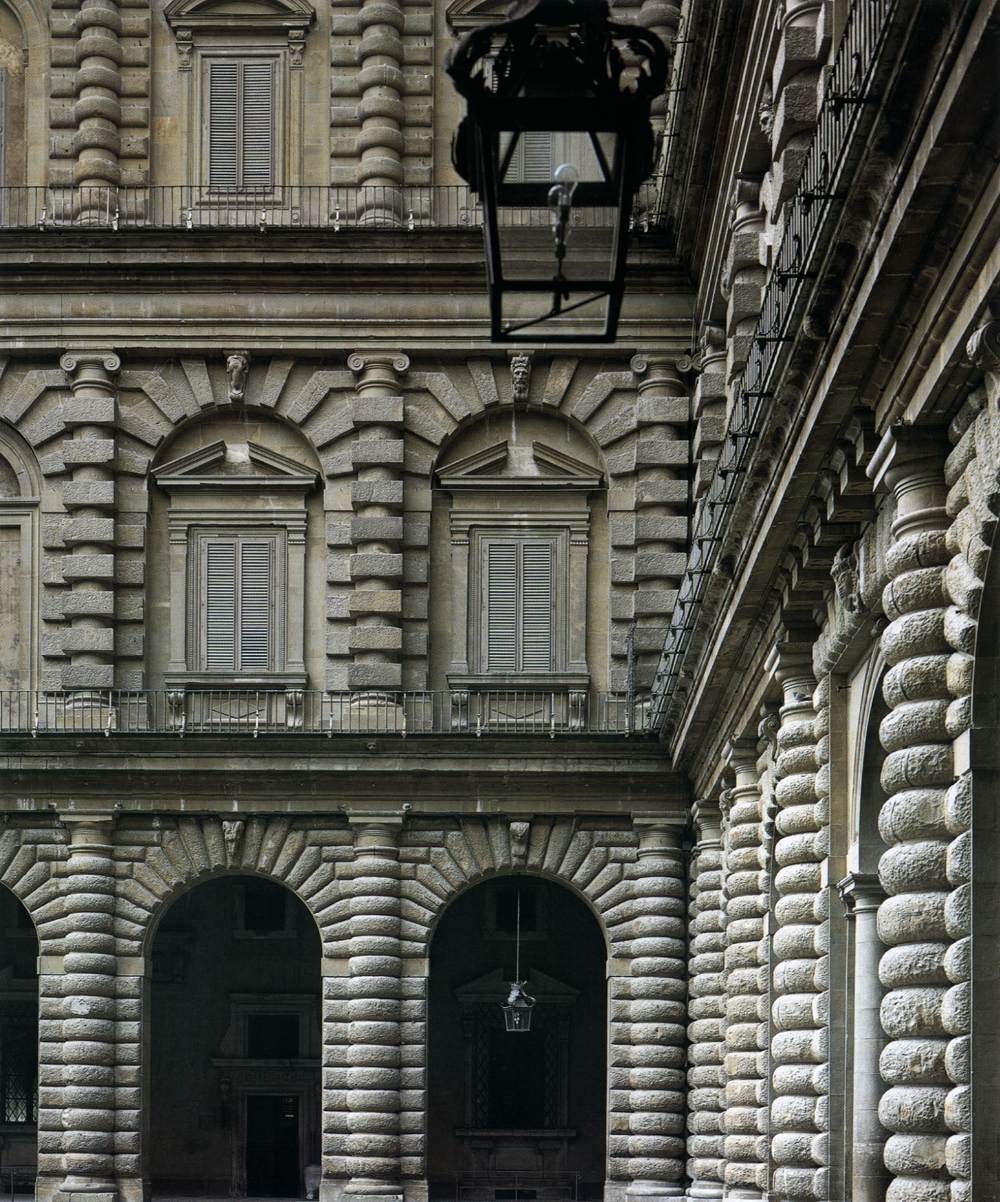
(446, 0), (668, 342)
(500, 889), (536, 1031)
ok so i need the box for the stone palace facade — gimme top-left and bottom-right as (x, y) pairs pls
(0, 0), (998, 1201)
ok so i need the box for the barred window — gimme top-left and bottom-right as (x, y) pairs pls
(0, 1006), (37, 1125)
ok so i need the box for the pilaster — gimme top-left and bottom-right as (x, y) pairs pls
(347, 353), (409, 693)
(686, 800), (725, 1200)
(836, 873), (888, 1202)
(59, 351), (119, 695)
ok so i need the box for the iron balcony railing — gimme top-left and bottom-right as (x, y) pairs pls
(649, 0), (900, 734)
(0, 183), (660, 233)
(0, 689), (652, 738)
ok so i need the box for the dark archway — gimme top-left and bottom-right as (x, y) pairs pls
(149, 875), (322, 1198)
(427, 875), (607, 1201)
(0, 885), (38, 1193)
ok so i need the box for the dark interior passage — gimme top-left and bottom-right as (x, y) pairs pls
(427, 876), (607, 1200)
(150, 876), (321, 1197)
(0, 888), (38, 1192)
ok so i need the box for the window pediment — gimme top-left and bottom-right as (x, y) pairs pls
(438, 439), (602, 491)
(454, 967), (579, 1008)
(445, 0), (507, 32)
(165, 0), (316, 36)
(152, 439), (318, 493)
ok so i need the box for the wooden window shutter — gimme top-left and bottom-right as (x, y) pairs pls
(486, 542), (518, 671)
(520, 542), (553, 670)
(240, 60), (275, 191)
(239, 540), (273, 670)
(208, 59), (275, 191)
(208, 61), (240, 190)
(204, 540), (238, 669)
(522, 132), (553, 182)
(484, 539), (555, 673)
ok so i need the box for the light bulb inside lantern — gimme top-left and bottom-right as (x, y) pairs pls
(548, 162), (579, 213)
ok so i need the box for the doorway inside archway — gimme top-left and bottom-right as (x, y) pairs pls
(149, 876), (321, 1198)
(427, 876), (607, 1201)
(0, 887), (38, 1196)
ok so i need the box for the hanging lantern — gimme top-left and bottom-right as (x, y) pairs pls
(499, 889), (536, 1031)
(446, 0), (668, 342)
(501, 980), (536, 1032)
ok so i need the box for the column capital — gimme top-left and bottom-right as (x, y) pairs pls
(630, 353), (687, 395)
(866, 422), (947, 495)
(60, 350), (121, 384)
(632, 816), (683, 855)
(348, 351), (410, 389)
(727, 735), (759, 774)
(61, 812), (116, 849)
(836, 871), (885, 916)
(691, 798), (722, 846)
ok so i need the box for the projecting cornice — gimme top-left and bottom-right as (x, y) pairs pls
(164, 0), (316, 35)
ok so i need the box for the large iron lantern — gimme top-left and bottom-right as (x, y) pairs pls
(501, 981), (537, 1032)
(447, 0), (668, 342)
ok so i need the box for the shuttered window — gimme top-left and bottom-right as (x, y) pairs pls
(502, 131), (553, 184)
(201, 535), (277, 672)
(484, 539), (555, 672)
(207, 58), (276, 191)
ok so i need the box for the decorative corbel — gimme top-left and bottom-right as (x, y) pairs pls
(225, 351), (250, 404)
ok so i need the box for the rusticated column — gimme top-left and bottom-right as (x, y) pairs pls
(766, 0), (825, 215)
(60, 352), (119, 697)
(722, 741), (768, 1200)
(343, 820), (402, 1196)
(73, 0), (123, 222)
(869, 430), (952, 1202)
(637, 0), (679, 136)
(347, 354), (408, 696)
(624, 821), (686, 1200)
(724, 181), (766, 404)
(686, 800), (725, 1199)
(58, 816), (118, 1201)
(770, 648), (828, 1202)
(628, 356), (689, 691)
(837, 873), (889, 1202)
(356, 0), (404, 223)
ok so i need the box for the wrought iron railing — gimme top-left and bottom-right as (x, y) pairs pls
(0, 183), (660, 233)
(649, 0), (900, 734)
(0, 689), (652, 737)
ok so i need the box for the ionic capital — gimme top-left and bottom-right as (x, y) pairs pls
(348, 351), (410, 392)
(60, 350), (121, 391)
(630, 353), (687, 395)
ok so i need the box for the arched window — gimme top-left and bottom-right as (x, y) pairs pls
(147, 413), (324, 727)
(432, 409), (608, 727)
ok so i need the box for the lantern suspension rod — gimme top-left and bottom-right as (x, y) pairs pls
(515, 889), (521, 982)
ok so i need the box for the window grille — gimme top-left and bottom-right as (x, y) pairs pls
(0, 1006), (36, 1125)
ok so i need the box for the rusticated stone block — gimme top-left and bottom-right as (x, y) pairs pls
(347, 662), (403, 690)
(61, 628), (115, 654)
(349, 626), (403, 652)
(61, 438), (116, 465)
(351, 396), (404, 426)
(61, 553), (115, 581)
(63, 481), (115, 507)
(350, 553), (403, 580)
(63, 397), (116, 426)
(351, 439), (405, 466)
(352, 479), (404, 507)
(61, 591), (115, 617)
(63, 517), (115, 545)
(61, 664), (115, 689)
(350, 515), (405, 542)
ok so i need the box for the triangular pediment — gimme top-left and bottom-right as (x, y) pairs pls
(165, 0), (315, 33)
(455, 966), (579, 1005)
(446, 0), (508, 31)
(152, 440), (318, 490)
(438, 439), (602, 490)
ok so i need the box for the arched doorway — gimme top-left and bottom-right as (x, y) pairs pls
(427, 875), (607, 1201)
(149, 876), (321, 1198)
(0, 886), (38, 1194)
